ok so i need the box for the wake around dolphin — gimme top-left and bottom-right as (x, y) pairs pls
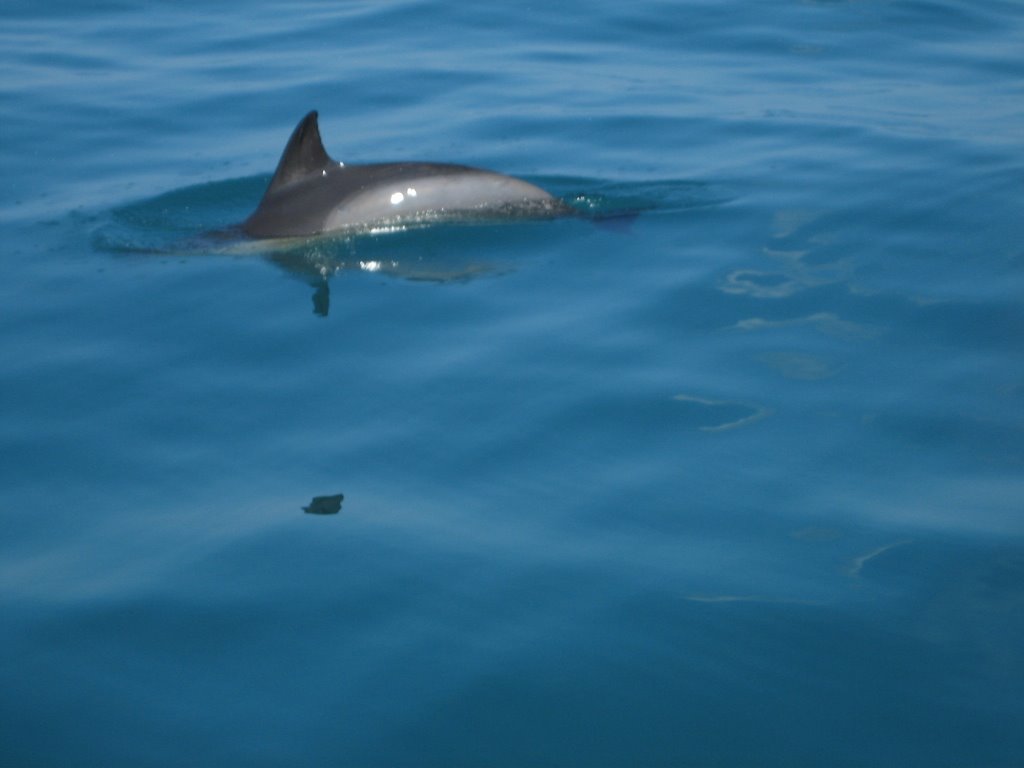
(242, 111), (571, 238)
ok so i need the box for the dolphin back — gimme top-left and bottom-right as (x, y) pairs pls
(242, 111), (568, 239)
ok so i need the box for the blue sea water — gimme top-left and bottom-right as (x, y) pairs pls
(2, 0), (1024, 765)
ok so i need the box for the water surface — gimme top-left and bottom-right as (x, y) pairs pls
(2, 1), (1023, 766)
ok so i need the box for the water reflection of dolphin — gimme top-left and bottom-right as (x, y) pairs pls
(242, 111), (571, 239)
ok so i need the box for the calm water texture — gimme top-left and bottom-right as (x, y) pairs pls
(2, 1), (1024, 766)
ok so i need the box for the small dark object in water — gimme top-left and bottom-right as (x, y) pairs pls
(303, 493), (344, 515)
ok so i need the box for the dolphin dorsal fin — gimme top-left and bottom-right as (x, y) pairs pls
(264, 111), (334, 196)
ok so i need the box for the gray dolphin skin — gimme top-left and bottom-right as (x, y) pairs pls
(242, 111), (569, 238)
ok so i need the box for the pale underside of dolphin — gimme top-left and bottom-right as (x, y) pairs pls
(242, 111), (571, 239)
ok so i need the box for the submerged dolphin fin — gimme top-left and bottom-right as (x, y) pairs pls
(264, 111), (334, 196)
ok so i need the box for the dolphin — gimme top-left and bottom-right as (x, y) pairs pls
(242, 111), (571, 238)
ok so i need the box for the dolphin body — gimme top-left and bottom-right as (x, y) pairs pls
(242, 111), (569, 239)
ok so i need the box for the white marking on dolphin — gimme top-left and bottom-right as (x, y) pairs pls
(242, 111), (572, 239)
